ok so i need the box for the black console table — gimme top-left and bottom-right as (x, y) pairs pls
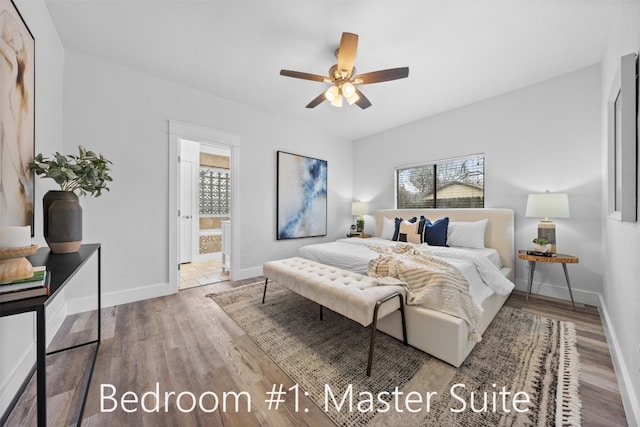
(0, 244), (101, 427)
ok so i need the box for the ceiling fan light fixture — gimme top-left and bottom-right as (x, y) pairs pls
(346, 91), (360, 105)
(325, 85), (340, 102)
(280, 32), (409, 109)
(341, 81), (356, 98)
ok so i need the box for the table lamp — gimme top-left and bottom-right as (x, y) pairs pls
(525, 191), (570, 254)
(351, 202), (369, 233)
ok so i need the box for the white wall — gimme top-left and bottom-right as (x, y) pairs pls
(599, 2), (640, 425)
(0, 0), (65, 417)
(354, 65), (602, 305)
(1, 5), (353, 416)
(62, 50), (354, 307)
(4, 2), (636, 424)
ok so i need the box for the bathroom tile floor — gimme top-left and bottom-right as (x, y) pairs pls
(179, 259), (229, 290)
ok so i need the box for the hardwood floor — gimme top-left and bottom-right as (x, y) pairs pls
(3, 281), (628, 426)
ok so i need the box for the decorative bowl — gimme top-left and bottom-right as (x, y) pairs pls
(533, 243), (551, 253)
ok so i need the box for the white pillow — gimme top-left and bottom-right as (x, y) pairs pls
(380, 216), (395, 240)
(447, 219), (488, 249)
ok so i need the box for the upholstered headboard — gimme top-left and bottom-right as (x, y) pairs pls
(375, 208), (515, 280)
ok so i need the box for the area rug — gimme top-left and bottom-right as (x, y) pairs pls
(209, 282), (581, 426)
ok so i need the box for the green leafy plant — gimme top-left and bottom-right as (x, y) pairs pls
(532, 237), (551, 245)
(29, 145), (113, 197)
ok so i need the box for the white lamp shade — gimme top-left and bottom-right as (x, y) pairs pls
(325, 85), (339, 102)
(525, 193), (570, 219)
(346, 91), (360, 105)
(342, 82), (356, 97)
(351, 202), (369, 216)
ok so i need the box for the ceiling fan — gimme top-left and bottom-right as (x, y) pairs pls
(280, 32), (409, 109)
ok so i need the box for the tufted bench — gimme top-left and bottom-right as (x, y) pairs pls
(262, 257), (407, 376)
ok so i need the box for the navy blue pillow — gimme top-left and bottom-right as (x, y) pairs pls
(392, 217), (417, 241)
(422, 216), (449, 246)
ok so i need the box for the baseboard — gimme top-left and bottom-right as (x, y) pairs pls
(101, 281), (175, 308)
(514, 279), (601, 307)
(65, 293), (97, 316)
(599, 295), (640, 427)
(235, 265), (262, 281)
(92, 268), (262, 309)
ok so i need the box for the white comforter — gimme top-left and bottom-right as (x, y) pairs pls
(298, 237), (514, 309)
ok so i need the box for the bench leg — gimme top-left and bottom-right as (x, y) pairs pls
(367, 292), (406, 376)
(262, 278), (269, 304)
(399, 294), (408, 346)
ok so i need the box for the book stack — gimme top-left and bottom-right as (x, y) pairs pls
(526, 250), (556, 257)
(0, 266), (49, 303)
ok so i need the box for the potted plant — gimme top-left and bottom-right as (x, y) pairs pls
(532, 237), (552, 253)
(29, 146), (112, 253)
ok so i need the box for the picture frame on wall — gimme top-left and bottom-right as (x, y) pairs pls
(276, 151), (327, 239)
(607, 53), (638, 222)
(0, 0), (35, 234)
(607, 52), (638, 222)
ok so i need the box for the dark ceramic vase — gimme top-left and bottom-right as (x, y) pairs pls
(43, 191), (82, 253)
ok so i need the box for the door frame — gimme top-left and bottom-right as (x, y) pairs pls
(169, 120), (240, 292)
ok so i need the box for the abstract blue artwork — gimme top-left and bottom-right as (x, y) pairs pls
(277, 151), (327, 239)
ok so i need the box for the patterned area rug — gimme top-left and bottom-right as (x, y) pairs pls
(209, 282), (581, 426)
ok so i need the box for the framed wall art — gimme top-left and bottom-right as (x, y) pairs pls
(0, 0), (35, 234)
(607, 52), (638, 222)
(277, 151), (327, 239)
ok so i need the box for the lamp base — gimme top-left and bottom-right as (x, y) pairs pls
(538, 220), (557, 254)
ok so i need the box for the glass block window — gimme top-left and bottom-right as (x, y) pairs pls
(200, 167), (230, 215)
(396, 154), (484, 209)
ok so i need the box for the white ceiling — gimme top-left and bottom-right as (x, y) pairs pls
(45, 0), (617, 140)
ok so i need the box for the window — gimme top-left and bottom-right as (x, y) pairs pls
(199, 167), (230, 215)
(396, 154), (484, 209)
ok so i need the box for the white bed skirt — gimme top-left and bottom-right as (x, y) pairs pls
(376, 291), (509, 367)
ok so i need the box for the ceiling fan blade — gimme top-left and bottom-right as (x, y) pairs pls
(337, 32), (358, 77)
(354, 88), (372, 109)
(353, 67), (409, 84)
(280, 69), (327, 82)
(305, 92), (327, 108)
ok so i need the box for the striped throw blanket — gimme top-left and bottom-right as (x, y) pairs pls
(368, 243), (482, 341)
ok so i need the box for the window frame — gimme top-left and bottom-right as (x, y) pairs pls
(394, 154), (485, 209)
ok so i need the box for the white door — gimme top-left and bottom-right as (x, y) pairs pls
(179, 139), (200, 263)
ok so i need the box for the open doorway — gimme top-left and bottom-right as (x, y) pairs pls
(168, 121), (239, 293)
(178, 140), (231, 289)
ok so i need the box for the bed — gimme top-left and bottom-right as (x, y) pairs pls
(297, 208), (515, 367)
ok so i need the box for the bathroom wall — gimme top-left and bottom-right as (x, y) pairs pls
(199, 150), (230, 254)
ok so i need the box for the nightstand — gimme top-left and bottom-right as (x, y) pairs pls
(518, 251), (578, 311)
